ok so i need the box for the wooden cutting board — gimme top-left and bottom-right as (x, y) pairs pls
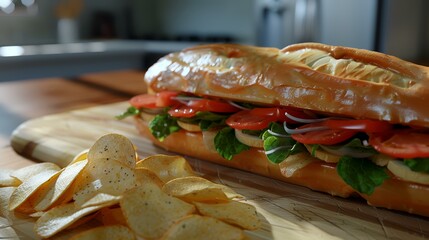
(7, 102), (429, 239)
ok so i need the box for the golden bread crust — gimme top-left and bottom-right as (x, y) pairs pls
(135, 117), (429, 217)
(145, 43), (429, 127)
(140, 43), (429, 217)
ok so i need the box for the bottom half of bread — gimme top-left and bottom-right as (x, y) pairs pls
(134, 117), (429, 217)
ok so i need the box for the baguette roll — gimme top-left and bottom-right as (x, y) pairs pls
(145, 43), (429, 127)
(125, 43), (429, 217)
(135, 117), (429, 217)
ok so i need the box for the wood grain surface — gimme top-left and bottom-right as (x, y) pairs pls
(6, 101), (429, 240)
(0, 69), (145, 148)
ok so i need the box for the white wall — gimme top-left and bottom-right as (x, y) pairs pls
(0, 0), (129, 46)
(379, 0), (425, 61)
(0, 0), (256, 46)
(130, 0), (256, 44)
(130, 0), (379, 49)
(0, 1), (57, 45)
(0, 0), (428, 62)
(318, 0), (377, 50)
(77, 0), (130, 39)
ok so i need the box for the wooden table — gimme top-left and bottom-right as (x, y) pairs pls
(2, 69), (429, 240)
(0, 69), (145, 170)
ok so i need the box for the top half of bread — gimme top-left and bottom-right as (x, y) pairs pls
(144, 43), (429, 128)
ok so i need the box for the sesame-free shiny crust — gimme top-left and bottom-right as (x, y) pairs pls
(145, 43), (429, 127)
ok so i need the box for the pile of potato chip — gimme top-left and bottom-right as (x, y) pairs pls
(0, 133), (261, 239)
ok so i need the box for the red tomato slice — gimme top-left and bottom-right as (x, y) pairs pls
(129, 94), (157, 109)
(249, 108), (281, 117)
(226, 110), (277, 130)
(225, 107), (314, 130)
(323, 119), (392, 133)
(250, 107), (313, 124)
(168, 106), (198, 118)
(155, 91), (179, 107)
(130, 92), (180, 109)
(369, 130), (429, 158)
(187, 99), (240, 113)
(291, 123), (358, 145)
(168, 99), (239, 118)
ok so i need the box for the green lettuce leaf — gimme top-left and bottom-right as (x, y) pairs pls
(149, 113), (180, 141)
(322, 138), (377, 156)
(115, 106), (140, 120)
(262, 122), (304, 164)
(337, 156), (389, 195)
(214, 127), (250, 160)
(196, 112), (228, 131)
(229, 101), (258, 109)
(242, 129), (264, 138)
(311, 138), (377, 158)
(310, 144), (320, 157)
(404, 158), (429, 173)
(179, 111), (228, 131)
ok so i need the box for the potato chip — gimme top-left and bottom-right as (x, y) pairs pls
(88, 133), (136, 169)
(73, 159), (137, 206)
(3, 133), (262, 239)
(165, 185), (228, 203)
(43, 215), (101, 240)
(69, 225), (136, 240)
(136, 154), (195, 183)
(162, 176), (241, 203)
(35, 200), (117, 238)
(0, 169), (20, 187)
(120, 183), (195, 239)
(161, 214), (244, 240)
(97, 207), (127, 226)
(0, 217), (19, 240)
(31, 160), (87, 211)
(67, 212), (99, 230)
(80, 193), (122, 208)
(10, 162), (60, 182)
(218, 186), (244, 200)
(0, 215), (37, 240)
(194, 201), (261, 230)
(29, 211), (44, 218)
(135, 167), (164, 188)
(69, 149), (89, 165)
(0, 187), (15, 219)
(0, 186), (33, 235)
(9, 169), (61, 212)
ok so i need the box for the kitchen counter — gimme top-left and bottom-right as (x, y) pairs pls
(1, 69), (429, 239)
(0, 40), (202, 82)
(0, 69), (145, 149)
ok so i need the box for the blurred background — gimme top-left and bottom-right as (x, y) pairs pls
(0, 0), (428, 81)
